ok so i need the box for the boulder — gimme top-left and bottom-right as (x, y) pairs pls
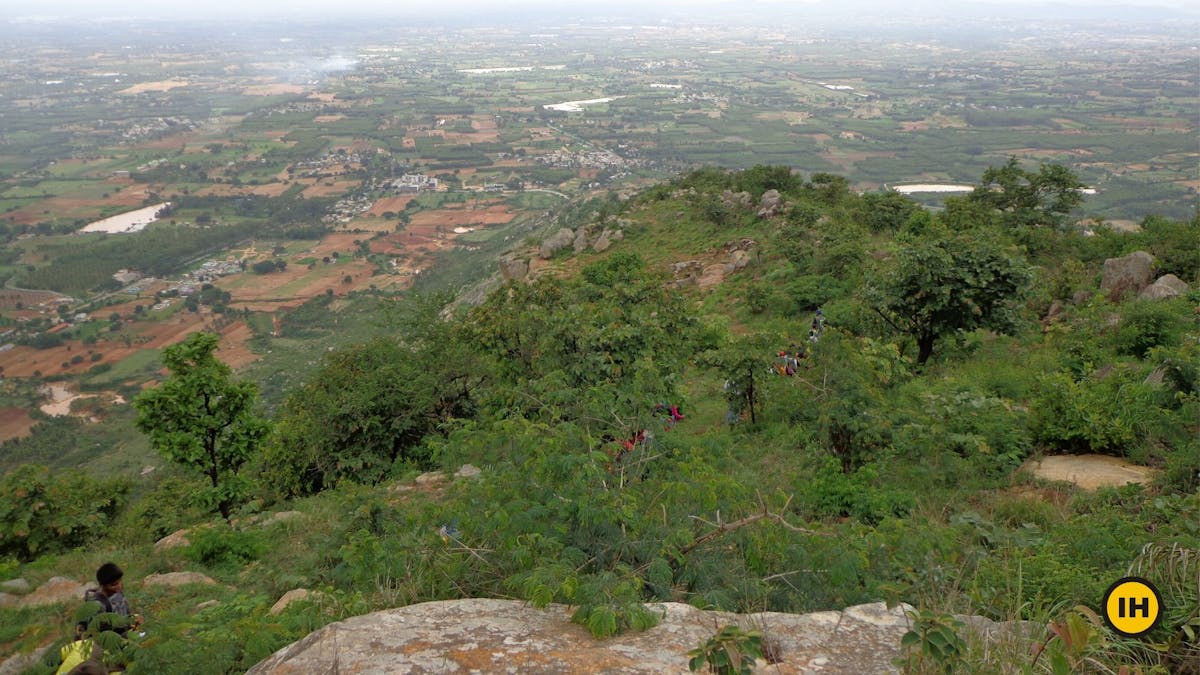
(720, 248), (748, 271)
(260, 511), (304, 528)
(155, 528), (192, 551)
(1043, 300), (1065, 323)
(608, 229), (624, 242)
(498, 255), (529, 282)
(1138, 274), (1188, 301)
(1100, 251), (1155, 301)
(270, 589), (316, 616)
(671, 260), (704, 277)
(572, 227), (590, 254)
(1, 578), (31, 594)
(19, 577), (85, 608)
(592, 232), (612, 253)
(247, 599), (1032, 674)
(142, 572), (217, 589)
(720, 190), (753, 210)
(0, 644), (52, 675)
(538, 229), (575, 259)
(196, 600), (221, 611)
(756, 189), (784, 218)
(414, 471), (447, 486)
(0, 593), (16, 608)
(455, 464), (482, 479)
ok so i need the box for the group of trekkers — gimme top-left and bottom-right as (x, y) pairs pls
(773, 309), (825, 377)
(607, 402), (686, 468)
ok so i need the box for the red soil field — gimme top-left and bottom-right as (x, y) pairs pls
(368, 196), (415, 216)
(409, 204), (514, 228)
(0, 407), (37, 443)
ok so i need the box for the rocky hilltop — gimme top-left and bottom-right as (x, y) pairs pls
(247, 598), (1030, 674)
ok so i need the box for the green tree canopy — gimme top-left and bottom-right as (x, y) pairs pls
(966, 157), (1085, 230)
(133, 332), (268, 521)
(869, 227), (1032, 365)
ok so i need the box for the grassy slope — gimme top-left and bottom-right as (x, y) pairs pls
(2, 175), (1197, 674)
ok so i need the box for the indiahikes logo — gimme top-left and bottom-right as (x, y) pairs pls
(1101, 576), (1162, 638)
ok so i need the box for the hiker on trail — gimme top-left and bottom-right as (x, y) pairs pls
(81, 563), (141, 638)
(656, 402), (686, 428)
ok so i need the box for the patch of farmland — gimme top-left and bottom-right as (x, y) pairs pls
(0, 407), (37, 443)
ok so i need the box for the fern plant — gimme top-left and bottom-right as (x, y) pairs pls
(688, 625), (763, 674)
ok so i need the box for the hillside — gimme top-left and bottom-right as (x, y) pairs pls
(0, 165), (1197, 674)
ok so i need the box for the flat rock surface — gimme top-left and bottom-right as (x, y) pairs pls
(1027, 455), (1156, 490)
(247, 599), (996, 674)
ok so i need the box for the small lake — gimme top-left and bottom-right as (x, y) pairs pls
(79, 202), (171, 234)
(543, 96), (624, 112)
(891, 184), (974, 195)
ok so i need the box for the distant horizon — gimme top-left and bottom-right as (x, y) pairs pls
(6, 0), (1199, 22)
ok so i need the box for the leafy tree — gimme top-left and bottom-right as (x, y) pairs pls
(869, 227), (1031, 365)
(133, 332), (269, 521)
(966, 157), (1085, 230)
(265, 298), (484, 496)
(0, 465), (128, 561)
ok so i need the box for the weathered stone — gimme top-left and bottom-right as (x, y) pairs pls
(538, 229), (575, 259)
(140, 465), (156, 476)
(0, 644), (52, 675)
(1138, 274), (1188, 301)
(1043, 300), (1065, 323)
(0, 578), (31, 594)
(455, 464), (482, 479)
(247, 599), (1031, 674)
(720, 190), (753, 210)
(756, 189), (784, 218)
(499, 255), (529, 282)
(1100, 251), (1155, 301)
(155, 528), (192, 551)
(19, 577), (85, 608)
(1071, 290), (1092, 305)
(142, 572), (217, 589)
(414, 471), (447, 486)
(572, 227), (589, 254)
(196, 600), (220, 611)
(609, 229), (624, 242)
(0, 592), (17, 608)
(592, 232), (612, 253)
(671, 260), (704, 276)
(260, 511), (304, 528)
(270, 589), (315, 616)
(727, 249), (752, 272)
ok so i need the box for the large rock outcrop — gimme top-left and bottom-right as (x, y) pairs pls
(539, 229), (575, 259)
(1101, 251), (1155, 301)
(248, 599), (1027, 674)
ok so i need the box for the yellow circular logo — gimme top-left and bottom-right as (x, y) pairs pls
(1102, 577), (1162, 637)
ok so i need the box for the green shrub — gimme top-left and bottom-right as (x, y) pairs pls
(1114, 301), (1185, 358)
(0, 465), (128, 561)
(1029, 371), (1158, 455)
(183, 527), (264, 570)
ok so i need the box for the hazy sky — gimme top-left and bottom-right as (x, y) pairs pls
(6, 0), (1197, 18)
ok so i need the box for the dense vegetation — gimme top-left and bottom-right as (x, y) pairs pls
(2, 165), (1197, 674)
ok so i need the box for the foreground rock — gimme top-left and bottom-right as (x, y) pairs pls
(248, 598), (1025, 674)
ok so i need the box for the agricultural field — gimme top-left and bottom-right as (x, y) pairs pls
(0, 11), (1195, 471)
